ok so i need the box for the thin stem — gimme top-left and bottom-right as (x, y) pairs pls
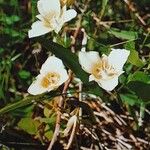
(47, 71), (72, 150)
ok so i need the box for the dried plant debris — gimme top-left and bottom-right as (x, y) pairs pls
(59, 95), (150, 150)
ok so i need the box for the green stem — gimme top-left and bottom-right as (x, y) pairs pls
(0, 94), (50, 115)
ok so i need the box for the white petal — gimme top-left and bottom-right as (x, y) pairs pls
(57, 69), (69, 86)
(36, 14), (43, 21)
(108, 49), (130, 71)
(40, 56), (65, 74)
(27, 74), (48, 95)
(89, 74), (95, 82)
(37, 0), (60, 16)
(53, 22), (64, 33)
(79, 51), (100, 73)
(63, 9), (77, 22)
(98, 76), (119, 91)
(28, 21), (51, 38)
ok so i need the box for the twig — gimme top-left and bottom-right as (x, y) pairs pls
(65, 116), (77, 149)
(47, 71), (72, 150)
(110, 38), (138, 47)
(123, 0), (146, 26)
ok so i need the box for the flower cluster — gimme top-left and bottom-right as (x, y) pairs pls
(28, 0), (130, 95)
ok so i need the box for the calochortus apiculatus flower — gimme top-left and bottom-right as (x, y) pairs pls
(28, 0), (77, 38)
(79, 49), (130, 91)
(28, 56), (69, 95)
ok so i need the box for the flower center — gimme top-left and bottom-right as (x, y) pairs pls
(43, 12), (61, 28)
(41, 72), (60, 88)
(91, 57), (117, 80)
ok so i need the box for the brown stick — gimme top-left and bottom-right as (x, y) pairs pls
(47, 71), (72, 150)
(123, 0), (146, 26)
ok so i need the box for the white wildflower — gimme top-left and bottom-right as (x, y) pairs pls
(28, 56), (69, 95)
(79, 49), (130, 91)
(28, 0), (77, 38)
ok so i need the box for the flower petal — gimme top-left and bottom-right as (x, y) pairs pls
(27, 74), (48, 95)
(36, 14), (43, 21)
(37, 0), (60, 16)
(40, 56), (65, 74)
(108, 49), (130, 71)
(79, 51), (100, 73)
(53, 22), (64, 33)
(98, 76), (119, 91)
(63, 9), (77, 22)
(57, 69), (69, 86)
(28, 21), (51, 38)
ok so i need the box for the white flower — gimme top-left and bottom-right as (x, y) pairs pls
(79, 49), (130, 91)
(28, 0), (77, 38)
(28, 56), (69, 95)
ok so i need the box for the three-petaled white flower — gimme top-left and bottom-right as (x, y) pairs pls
(28, 0), (77, 38)
(28, 56), (69, 95)
(79, 49), (130, 91)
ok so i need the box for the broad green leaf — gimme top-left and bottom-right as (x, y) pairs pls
(120, 93), (142, 106)
(44, 107), (53, 118)
(128, 49), (144, 67)
(0, 92), (56, 115)
(128, 71), (150, 84)
(44, 125), (53, 140)
(11, 105), (34, 117)
(127, 81), (150, 101)
(124, 41), (135, 50)
(18, 118), (40, 135)
(39, 114), (56, 125)
(124, 41), (144, 67)
(109, 28), (138, 40)
(83, 82), (103, 97)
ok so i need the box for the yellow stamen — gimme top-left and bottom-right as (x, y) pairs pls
(91, 58), (117, 80)
(41, 72), (60, 88)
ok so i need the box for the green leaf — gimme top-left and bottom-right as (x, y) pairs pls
(11, 15), (20, 22)
(87, 38), (96, 50)
(109, 28), (138, 40)
(18, 70), (31, 79)
(18, 118), (40, 135)
(127, 81), (150, 101)
(128, 71), (150, 84)
(124, 41), (144, 67)
(99, 0), (108, 19)
(37, 38), (89, 83)
(44, 125), (53, 140)
(83, 82), (103, 97)
(39, 115), (56, 124)
(120, 93), (142, 106)
(128, 49), (144, 67)
(0, 92), (56, 115)
(11, 105), (34, 117)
